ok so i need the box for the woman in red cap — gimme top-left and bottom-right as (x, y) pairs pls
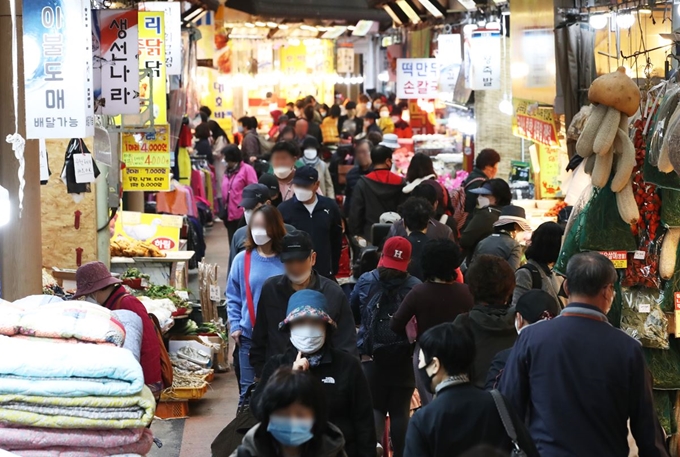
(73, 261), (163, 396)
(350, 237), (421, 457)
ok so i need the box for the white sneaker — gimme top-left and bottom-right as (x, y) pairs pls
(376, 443), (384, 457)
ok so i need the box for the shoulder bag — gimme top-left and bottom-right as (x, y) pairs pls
(490, 389), (527, 457)
(244, 250), (256, 328)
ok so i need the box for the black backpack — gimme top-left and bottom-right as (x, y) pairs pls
(366, 281), (411, 364)
(518, 263), (543, 290)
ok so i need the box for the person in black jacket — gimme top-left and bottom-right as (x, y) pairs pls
(344, 139), (373, 217)
(193, 123), (214, 165)
(277, 166), (343, 278)
(405, 322), (538, 457)
(255, 289), (376, 457)
(461, 148), (500, 220)
(250, 231), (357, 379)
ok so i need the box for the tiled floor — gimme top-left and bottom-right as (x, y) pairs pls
(150, 222), (239, 457)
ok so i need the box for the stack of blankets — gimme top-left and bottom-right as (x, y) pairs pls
(0, 296), (156, 456)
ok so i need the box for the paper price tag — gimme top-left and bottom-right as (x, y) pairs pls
(210, 285), (221, 302)
(639, 304), (651, 313)
(74, 153), (95, 183)
(39, 139), (50, 182)
(175, 290), (189, 301)
(633, 251), (646, 260)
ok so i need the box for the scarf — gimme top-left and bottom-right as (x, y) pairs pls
(435, 374), (470, 395)
(302, 156), (320, 167)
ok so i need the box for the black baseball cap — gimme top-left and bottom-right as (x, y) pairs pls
(281, 230), (314, 262)
(516, 289), (561, 324)
(292, 165), (319, 187)
(258, 173), (279, 198)
(238, 184), (270, 209)
(365, 111), (379, 120)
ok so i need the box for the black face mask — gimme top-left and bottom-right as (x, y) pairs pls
(418, 363), (435, 394)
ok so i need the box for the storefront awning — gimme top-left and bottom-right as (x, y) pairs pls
(226, 0), (390, 22)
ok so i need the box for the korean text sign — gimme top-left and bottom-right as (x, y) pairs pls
(396, 58), (439, 99)
(138, 12), (167, 125)
(94, 9), (139, 115)
(23, 0), (94, 139)
(139, 2), (181, 75)
(511, 98), (559, 146)
(122, 126), (171, 168)
(113, 211), (182, 251)
(122, 167), (170, 191)
(465, 30), (501, 91)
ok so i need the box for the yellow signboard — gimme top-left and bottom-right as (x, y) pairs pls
(122, 167), (170, 191)
(138, 12), (167, 125)
(511, 98), (559, 146)
(538, 144), (561, 198)
(122, 126), (171, 168)
(113, 210), (182, 251)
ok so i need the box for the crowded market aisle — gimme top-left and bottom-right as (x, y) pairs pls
(150, 223), (239, 457)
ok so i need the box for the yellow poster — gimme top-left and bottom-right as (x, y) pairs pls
(537, 144), (561, 198)
(138, 12), (167, 125)
(113, 211), (182, 251)
(122, 125), (171, 168)
(122, 167), (170, 191)
(281, 43), (308, 74)
(511, 98), (559, 146)
(198, 68), (233, 139)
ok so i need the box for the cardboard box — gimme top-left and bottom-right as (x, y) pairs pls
(204, 335), (229, 373)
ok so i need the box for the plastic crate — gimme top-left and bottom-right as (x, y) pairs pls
(155, 400), (189, 419)
(161, 382), (209, 401)
(204, 371), (215, 383)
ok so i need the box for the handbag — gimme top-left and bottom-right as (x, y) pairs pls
(490, 389), (527, 457)
(405, 316), (418, 344)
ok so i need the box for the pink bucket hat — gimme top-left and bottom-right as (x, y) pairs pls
(73, 261), (121, 298)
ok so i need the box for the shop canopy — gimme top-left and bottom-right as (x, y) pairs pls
(226, 0), (390, 22)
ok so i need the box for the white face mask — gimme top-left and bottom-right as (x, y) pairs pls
(244, 209), (254, 226)
(303, 149), (317, 160)
(477, 196), (491, 208)
(287, 269), (312, 285)
(251, 227), (271, 246)
(237, 126), (244, 133)
(274, 167), (293, 179)
(380, 111), (389, 118)
(290, 325), (326, 354)
(294, 188), (314, 202)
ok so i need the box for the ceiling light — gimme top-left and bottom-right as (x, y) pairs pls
(383, 4), (405, 25)
(589, 14), (608, 30)
(616, 12), (635, 29)
(244, 22), (255, 28)
(396, 0), (421, 24)
(414, 0), (446, 18)
(347, 25), (356, 30)
(266, 22), (278, 28)
(278, 24), (289, 29)
(254, 21), (266, 27)
(321, 26), (348, 39)
(638, 8), (652, 15)
(498, 97), (513, 116)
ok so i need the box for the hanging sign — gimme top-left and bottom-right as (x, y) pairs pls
(73, 153), (96, 184)
(94, 9), (139, 115)
(396, 58), (439, 99)
(121, 125), (171, 168)
(113, 211), (182, 251)
(466, 30), (501, 91)
(599, 251), (628, 269)
(437, 34), (462, 93)
(139, 2), (181, 75)
(138, 11), (167, 125)
(122, 167), (170, 191)
(281, 43), (308, 74)
(523, 29), (555, 89)
(337, 45), (355, 74)
(512, 98), (560, 146)
(23, 0), (94, 139)
(538, 144), (562, 197)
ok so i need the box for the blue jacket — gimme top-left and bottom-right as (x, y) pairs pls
(499, 303), (668, 457)
(350, 269), (421, 355)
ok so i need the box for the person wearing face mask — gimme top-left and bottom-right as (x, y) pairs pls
(377, 107), (395, 134)
(363, 112), (382, 136)
(255, 290), (375, 457)
(269, 141), (302, 202)
(250, 231), (358, 383)
(485, 289), (559, 390)
(460, 179), (512, 265)
(300, 137), (334, 198)
(221, 145), (258, 243)
(391, 106), (413, 139)
(72, 262), (163, 396)
(227, 184), (296, 272)
(500, 252), (669, 457)
(470, 205), (530, 271)
(404, 323), (538, 457)
(461, 148), (501, 221)
(233, 367), (346, 457)
(277, 166), (342, 279)
(338, 101), (363, 137)
(227, 205), (287, 406)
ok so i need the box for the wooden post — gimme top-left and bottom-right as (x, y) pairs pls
(0, 1), (43, 300)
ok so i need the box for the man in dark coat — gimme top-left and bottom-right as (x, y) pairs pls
(461, 148), (501, 224)
(344, 139), (373, 217)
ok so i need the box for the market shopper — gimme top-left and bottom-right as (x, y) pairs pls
(461, 148), (501, 219)
(259, 173), (284, 208)
(394, 197), (433, 281)
(227, 205), (287, 406)
(221, 145), (258, 243)
(304, 105), (324, 145)
(500, 252), (669, 457)
(193, 122), (214, 165)
(250, 231), (357, 379)
(295, 119), (315, 147)
(338, 101), (363, 137)
(233, 368), (346, 457)
(349, 146), (405, 243)
(321, 104), (341, 144)
(73, 262), (163, 395)
(388, 184), (455, 242)
(351, 237), (421, 457)
(470, 205), (531, 271)
(277, 126), (296, 143)
(301, 137), (334, 198)
(513, 221), (565, 307)
(485, 289), (559, 390)
(391, 106), (413, 139)
(391, 239), (473, 406)
(364, 112), (382, 136)
(255, 290), (375, 457)
(377, 106), (395, 134)
(239, 116), (262, 163)
(404, 323), (538, 457)
(343, 139), (372, 217)
(453, 255), (517, 388)
(270, 141), (300, 202)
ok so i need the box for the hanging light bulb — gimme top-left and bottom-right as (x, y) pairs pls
(589, 13), (609, 30)
(498, 95), (513, 116)
(0, 185), (9, 227)
(616, 12), (635, 29)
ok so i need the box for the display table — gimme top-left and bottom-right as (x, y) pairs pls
(111, 251), (195, 288)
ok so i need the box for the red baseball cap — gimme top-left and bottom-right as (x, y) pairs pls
(379, 236), (412, 272)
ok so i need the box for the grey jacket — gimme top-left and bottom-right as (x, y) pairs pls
(231, 423), (348, 457)
(512, 259), (564, 308)
(470, 232), (522, 271)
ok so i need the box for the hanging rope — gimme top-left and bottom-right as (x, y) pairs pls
(5, 0), (26, 217)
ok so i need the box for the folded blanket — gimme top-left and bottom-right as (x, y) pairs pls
(112, 310), (142, 362)
(0, 336), (143, 397)
(2, 427), (153, 456)
(0, 386), (156, 429)
(0, 299), (125, 346)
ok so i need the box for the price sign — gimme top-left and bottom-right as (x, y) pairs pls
(122, 167), (170, 191)
(639, 303), (651, 313)
(633, 251), (646, 260)
(122, 126), (171, 168)
(175, 290), (189, 301)
(74, 153), (96, 183)
(599, 251), (628, 269)
(122, 152), (171, 168)
(210, 285), (221, 302)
